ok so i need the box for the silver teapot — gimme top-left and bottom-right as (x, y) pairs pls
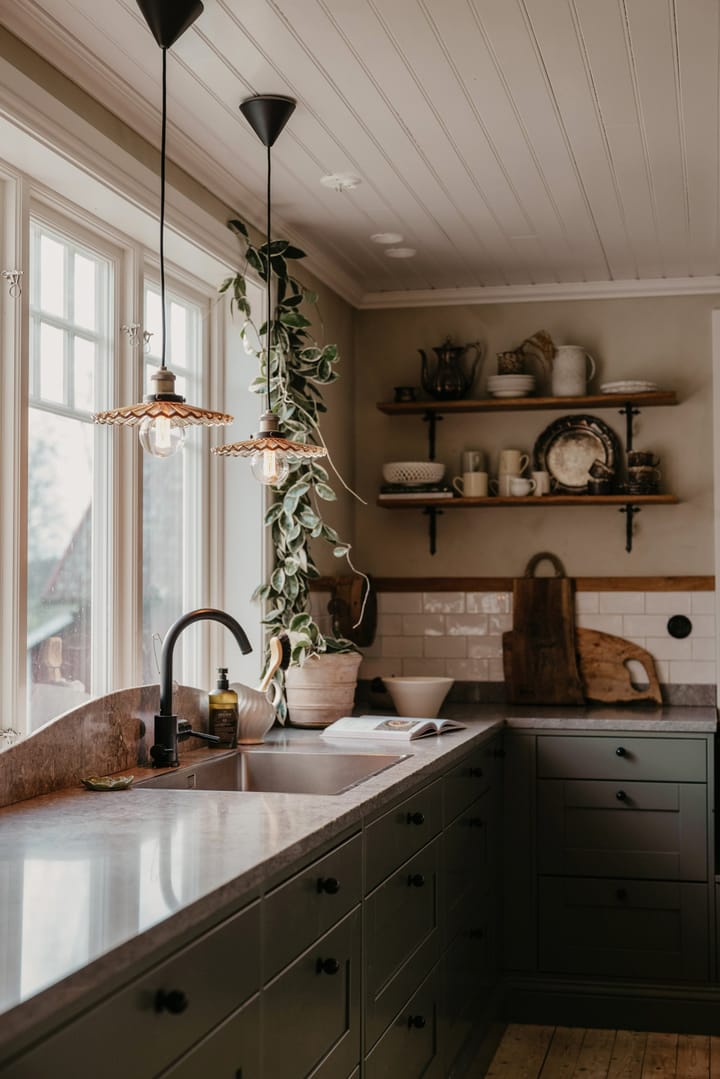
(419, 338), (483, 400)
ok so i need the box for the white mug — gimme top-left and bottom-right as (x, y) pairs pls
(461, 449), (486, 473)
(532, 470), (551, 496)
(551, 345), (596, 397)
(509, 476), (536, 497)
(491, 473), (518, 497)
(453, 471), (488, 497)
(499, 449), (529, 475)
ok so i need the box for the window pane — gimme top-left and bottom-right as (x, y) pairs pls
(169, 301), (186, 366)
(74, 337), (95, 412)
(73, 253), (96, 330)
(27, 410), (93, 731)
(145, 287), (162, 360)
(39, 234), (64, 317)
(39, 322), (65, 404)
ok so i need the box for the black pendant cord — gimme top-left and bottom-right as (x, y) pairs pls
(265, 141), (272, 410)
(160, 46), (168, 372)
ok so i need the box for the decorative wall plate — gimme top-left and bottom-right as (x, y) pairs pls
(533, 414), (621, 493)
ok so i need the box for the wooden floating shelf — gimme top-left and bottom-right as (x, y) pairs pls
(377, 391), (677, 415)
(377, 494), (679, 509)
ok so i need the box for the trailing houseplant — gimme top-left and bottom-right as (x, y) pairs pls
(219, 219), (363, 723)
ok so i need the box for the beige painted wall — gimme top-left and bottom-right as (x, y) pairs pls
(354, 295), (716, 576)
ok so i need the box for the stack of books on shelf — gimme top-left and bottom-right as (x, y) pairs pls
(378, 483), (454, 500)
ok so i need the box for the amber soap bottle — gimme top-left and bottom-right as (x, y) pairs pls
(208, 667), (238, 747)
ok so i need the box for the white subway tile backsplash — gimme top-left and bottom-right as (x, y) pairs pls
(598, 592), (645, 614)
(358, 658), (401, 680)
(692, 592), (715, 615)
(403, 657), (448, 677)
(378, 592), (422, 615)
(574, 592), (599, 614)
(422, 591), (465, 613)
(689, 614), (716, 638)
(669, 660), (716, 685)
(645, 592), (693, 614)
(489, 614), (513, 634)
(466, 592), (512, 614)
(381, 636), (423, 658)
(377, 614), (404, 637)
(424, 636), (467, 658)
(402, 614), (446, 636)
(468, 637), (504, 659)
(488, 658), (505, 680)
(446, 658), (489, 680)
(576, 613), (624, 635)
(446, 614), (489, 636)
(692, 638), (718, 662)
(622, 614), (673, 637)
(644, 636), (693, 662)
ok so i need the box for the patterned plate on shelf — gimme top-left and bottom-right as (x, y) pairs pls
(533, 414), (621, 493)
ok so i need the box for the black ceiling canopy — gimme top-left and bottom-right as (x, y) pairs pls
(240, 95), (297, 148)
(136, 0), (204, 49)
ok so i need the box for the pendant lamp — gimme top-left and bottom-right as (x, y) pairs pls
(212, 95), (325, 485)
(94, 0), (233, 458)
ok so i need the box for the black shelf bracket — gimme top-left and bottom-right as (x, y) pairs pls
(619, 401), (641, 452)
(422, 506), (442, 555)
(619, 504), (640, 553)
(421, 411), (442, 460)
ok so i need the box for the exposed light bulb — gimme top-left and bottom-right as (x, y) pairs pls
(139, 415), (186, 458)
(250, 448), (290, 487)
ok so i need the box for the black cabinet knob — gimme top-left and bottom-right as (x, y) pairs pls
(468, 817), (484, 828)
(615, 746), (626, 757)
(407, 1015), (426, 1029)
(468, 928), (484, 940)
(616, 888), (628, 901)
(469, 767), (484, 778)
(155, 989), (188, 1014)
(616, 790), (628, 801)
(317, 876), (340, 894)
(316, 957), (340, 975)
(406, 811), (425, 826)
(407, 873), (426, 888)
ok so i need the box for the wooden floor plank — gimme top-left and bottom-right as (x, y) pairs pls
(640, 1033), (678, 1079)
(571, 1028), (616, 1078)
(711, 1036), (720, 1079)
(677, 1034), (711, 1079)
(607, 1030), (647, 1079)
(485, 1023), (554, 1078)
(539, 1027), (585, 1078)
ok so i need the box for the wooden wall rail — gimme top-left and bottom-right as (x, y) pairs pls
(312, 576), (714, 593)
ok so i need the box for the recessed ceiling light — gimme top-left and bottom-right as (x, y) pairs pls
(385, 247), (416, 259)
(370, 232), (404, 245)
(320, 172), (362, 192)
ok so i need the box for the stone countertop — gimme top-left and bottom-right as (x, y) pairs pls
(0, 702), (715, 1060)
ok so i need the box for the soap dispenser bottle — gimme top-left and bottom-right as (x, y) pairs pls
(208, 668), (239, 747)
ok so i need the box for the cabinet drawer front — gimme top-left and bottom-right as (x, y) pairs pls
(537, 735), (706, 782)
(443, 737), (502, 824)
(538, 877), (709, 982)
(264, 833), (362, 980)
(159, 994), (261, 1078)
(364, 779), (442, 893)
(538, 779), (707, 881)
(365, 839), (440, 1049)
(262, 908), (361, 1079)
(365, 966), (441, 1079)
(3, 901), (261, 1079)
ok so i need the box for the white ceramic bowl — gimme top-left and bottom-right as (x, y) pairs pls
(382, 461), (446, 486)
(382, 676), (454, 718)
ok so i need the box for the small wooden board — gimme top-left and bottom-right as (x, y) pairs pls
(576, 627), (662, 704)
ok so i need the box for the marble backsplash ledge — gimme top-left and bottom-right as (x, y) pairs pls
(0, 685), (207, 810)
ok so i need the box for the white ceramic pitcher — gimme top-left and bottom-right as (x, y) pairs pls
(551, 345), (596, 397)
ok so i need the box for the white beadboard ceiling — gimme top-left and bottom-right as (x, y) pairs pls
(4, 0), (720, 307)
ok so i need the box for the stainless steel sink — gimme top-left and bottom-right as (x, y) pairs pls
(136, 749), (409, 796)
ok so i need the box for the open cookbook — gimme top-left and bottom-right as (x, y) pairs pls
(320, 715), (466, 741)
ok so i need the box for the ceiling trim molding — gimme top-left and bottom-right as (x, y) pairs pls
(358, 275), (720, 309)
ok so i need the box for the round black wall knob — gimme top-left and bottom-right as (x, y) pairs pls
(667, 614), (692, 639)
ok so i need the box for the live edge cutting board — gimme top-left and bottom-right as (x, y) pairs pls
(502, 552), (662, 705)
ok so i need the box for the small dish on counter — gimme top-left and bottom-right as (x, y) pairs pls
(81, 774), (135, 791)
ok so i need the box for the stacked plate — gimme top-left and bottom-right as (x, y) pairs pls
(487, 374), (536, 398)
(600, 380), (659, 394)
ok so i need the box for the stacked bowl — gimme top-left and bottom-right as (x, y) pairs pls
(486, 374), (536, 398)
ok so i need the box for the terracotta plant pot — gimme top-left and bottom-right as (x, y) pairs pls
(285, 652), (362, 728)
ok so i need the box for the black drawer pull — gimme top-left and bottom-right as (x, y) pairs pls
(317, 876), (340, 894)
(407, 1015), (426, 1029)
(616, 790), (628, 802)
(406, 811), (425, 826)
(469, 928), (484, 940)
(616, 888), (628, 901)
(316, 957), (340, 975)
(155, 989), (188, 1014)
(469, 767), (484, 778)
(615, 746), (627, 757)
(407, 873), (426, 888)
(468, 817), (484, 828)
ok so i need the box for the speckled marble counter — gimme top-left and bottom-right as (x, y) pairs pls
(0, 701), (715, 1062)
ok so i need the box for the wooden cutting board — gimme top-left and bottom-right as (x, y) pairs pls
(575, 627), (662, 703)
(503, 552), (585, 705)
